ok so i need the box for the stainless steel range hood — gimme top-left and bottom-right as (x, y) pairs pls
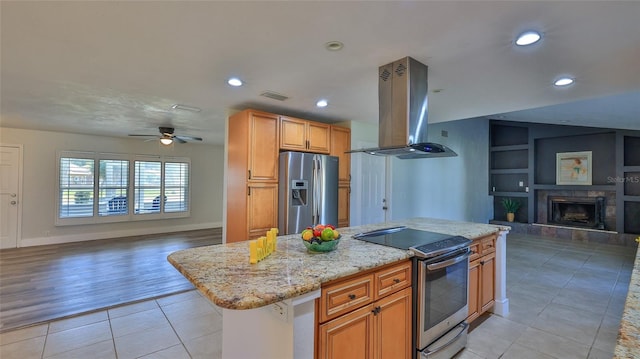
(350, 56), (457, 159)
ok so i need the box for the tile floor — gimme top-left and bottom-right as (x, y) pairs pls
(0, 233), (635, 359)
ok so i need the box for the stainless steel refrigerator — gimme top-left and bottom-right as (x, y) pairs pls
(279, 151), (339, 235)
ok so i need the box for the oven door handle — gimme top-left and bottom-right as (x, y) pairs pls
(426, 250), (470, 271)
(421, 321), (469, 357)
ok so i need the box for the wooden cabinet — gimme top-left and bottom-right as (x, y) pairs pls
(226, 109), (280, 242)
(317, 260), (412, 359)
(331, 126), (351, 227)
(467, 234), (497, 322)
(280, 116), (331, 154)
(330, 126), (351, 183)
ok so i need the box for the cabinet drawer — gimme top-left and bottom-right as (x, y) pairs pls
(320, 274), (374, 323)
(375, 260), (412, 299)
(481, 236), (496, 254)
(469, 242), (481, 262)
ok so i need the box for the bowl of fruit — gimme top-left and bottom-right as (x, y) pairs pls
(301, 224), (341, 253)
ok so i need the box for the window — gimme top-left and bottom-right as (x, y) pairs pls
(57, 152), (190, 225)
(59, 155), (95, 218)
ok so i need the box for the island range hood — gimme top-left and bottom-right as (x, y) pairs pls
(350, 56), (457, 159)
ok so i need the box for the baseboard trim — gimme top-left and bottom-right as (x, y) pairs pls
(19, 222), (222, 247)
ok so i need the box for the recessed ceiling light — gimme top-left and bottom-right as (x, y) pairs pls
(554, 77), (575, 87)
(325, 41), (344, 51)
(515, 31), (542, 46)
(316, 99), (328, 108)
(227, 78), (243, 87)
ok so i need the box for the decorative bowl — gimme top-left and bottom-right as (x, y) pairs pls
(302, 237), (341, 253)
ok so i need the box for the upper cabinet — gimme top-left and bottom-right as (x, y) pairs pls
(280, 116), (331, 154)
(330, 126), (351, 183)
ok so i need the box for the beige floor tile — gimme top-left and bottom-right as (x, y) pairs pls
(515, 327), (590, 359)
(110, 308), (169, 338)
(474, 314), (527, 342)
(170, 311), (222, 343)
(161, 296), (218, 323)
(108, 298), (159, 319)
(467, 325), (514, 358)
(588, 346), (615, 359)
(0, 324), (48, 345)
(49, 311), (108, 333)
(114, 324), (180, 359)
(453, 347), (485, 359)
(138, 343), (191, 359)
(500, 343), (555, 359)
(156, 290), (200, 307)
(43, 321), (112, 358)
(0, 335), (46, 359)
(183, 330), (222, 359)
(44, 339), (115, 359)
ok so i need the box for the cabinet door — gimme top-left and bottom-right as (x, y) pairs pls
(308, 122), (331, 154)
(247, 183), (278, 239)
(280, 116), (308, 151)
(480, 252), (496, 313)
(375, 287), (412, 359)
(249, 113), (279, 181)
(318, 304), (375, 359)
(467, 259), (480, 322)
(330, 126), (351, 183)
(337, 184), (350, 228)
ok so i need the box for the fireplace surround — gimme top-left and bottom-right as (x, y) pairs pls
(548, 196), (606, 230)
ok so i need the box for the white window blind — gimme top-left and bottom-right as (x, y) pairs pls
(134, 160), (162, 214)
(98, 159), (129, 216)
(164, 162), (189, 213)
(59, 156), (95, 218)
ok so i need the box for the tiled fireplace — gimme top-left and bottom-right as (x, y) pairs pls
(537, 190), (616, 231)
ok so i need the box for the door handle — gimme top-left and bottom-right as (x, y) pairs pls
(11, 201), (17, 205)
(11, 193), (17, 197)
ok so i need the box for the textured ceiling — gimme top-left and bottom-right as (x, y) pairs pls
(1, 1), (639, 145)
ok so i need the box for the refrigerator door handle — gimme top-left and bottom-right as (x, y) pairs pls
(316, 157), (322, 225)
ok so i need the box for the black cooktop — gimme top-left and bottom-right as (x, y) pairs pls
(353, 226), (471, 259)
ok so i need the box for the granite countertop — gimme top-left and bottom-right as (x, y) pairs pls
(167, 217), (509, 310)
(614, 241), (640, 359)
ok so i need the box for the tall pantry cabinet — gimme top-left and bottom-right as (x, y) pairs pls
(330, 126), (351, 228)
(226, 110), (280, 242)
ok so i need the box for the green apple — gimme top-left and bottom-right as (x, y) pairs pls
(320, 228), (335, 241)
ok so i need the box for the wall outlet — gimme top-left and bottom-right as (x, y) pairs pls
(441, 130), (448, 138)
(518, 181), (524, 187)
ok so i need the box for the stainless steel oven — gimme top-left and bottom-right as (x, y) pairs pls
(415, 246), (470, 358)
(353, 227), (472, 359)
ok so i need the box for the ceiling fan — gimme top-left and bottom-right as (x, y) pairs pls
(128, 127), (203, 145)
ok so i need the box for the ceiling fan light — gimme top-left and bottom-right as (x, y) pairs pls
(160, 137), (173, 145)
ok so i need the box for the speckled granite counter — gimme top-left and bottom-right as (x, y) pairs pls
(168, 217), (509, 310)
(614, 242), (640, 359)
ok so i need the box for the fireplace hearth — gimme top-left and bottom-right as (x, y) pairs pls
(548, 196), (605, 230)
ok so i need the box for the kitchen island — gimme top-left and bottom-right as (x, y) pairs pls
(168, 218), (510, 359)
(614, 239), (640, 359)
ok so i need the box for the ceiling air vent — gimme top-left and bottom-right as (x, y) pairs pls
(260, 91), (289, 101)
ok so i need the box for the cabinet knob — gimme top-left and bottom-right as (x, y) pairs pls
(393, 278), (401, 284)
(348, 294), (356, 300)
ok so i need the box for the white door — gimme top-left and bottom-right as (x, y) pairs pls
(351, 142), (387, 226)
(0, 145), (21, 248)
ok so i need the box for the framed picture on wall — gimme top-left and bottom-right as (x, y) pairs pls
(556, 151), (592, 185)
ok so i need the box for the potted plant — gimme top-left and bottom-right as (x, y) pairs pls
(501, 198), (521, 222)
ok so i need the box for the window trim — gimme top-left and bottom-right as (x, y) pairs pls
(56, 151), (191, 226)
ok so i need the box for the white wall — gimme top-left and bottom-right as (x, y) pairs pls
(0, 127), (224, 246)
(387, 118), (493, 223)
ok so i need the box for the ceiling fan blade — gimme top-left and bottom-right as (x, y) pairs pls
(128, 134), (158, 137)
(175, 135), (203, 142)
(174, 136), (187, 144)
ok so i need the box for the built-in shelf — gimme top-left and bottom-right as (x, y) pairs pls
(490, 169), (528, 174)
(490, 144), (529, 152)
(490, 192), (529, 197)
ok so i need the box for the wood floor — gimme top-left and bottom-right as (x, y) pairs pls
(0, 228), (221, 333)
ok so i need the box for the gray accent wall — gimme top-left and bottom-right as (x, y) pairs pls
(389, 118), (492, 223)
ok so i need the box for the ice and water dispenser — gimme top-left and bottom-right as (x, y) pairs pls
(290, 180), (308, 206)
